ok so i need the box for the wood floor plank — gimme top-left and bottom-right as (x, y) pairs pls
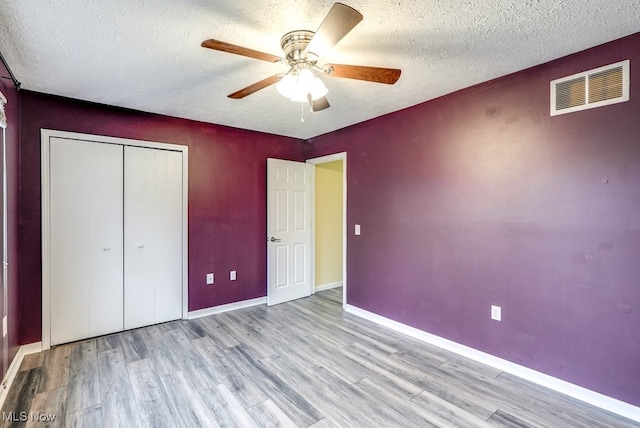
(114, 329), (150, 364)
(308, 417), (341, 428)
(225, 344), (324, 426)
(190, 336), (234, 386)
(261, 357), (365, 428)
(159, 370), (219, 428)
(247, 399), (297, 428)
(493, 372), (640, 428)
(192, 316), (241, 349)
(36, 345), (71, 394)
(432, 357), (611, 428)
(19, 354), (45, 372)
(343, 378), (425, 428)
(65, 341), (100, 414)
(137, 327), (184, 378)
(277, 332), (368, 384)
(200, 383), (259, 428)
(0, 368), (41, 427)
(488, 409), (539, 428)
(388, 351), (501, 419)
(340, 343), (423, 399)
(64, 404), (102, 428)
(95, 334), (119, 354)
(180, 319), (209, 339)
(350, 377), (447, 428)
(25, 386), (66, 428)
(126, 358), (177, 428)
(409, 387), (496, 428)
(130, 324), (165, 350)
(438, 356), (504, 381)
(97, 348), (141, 427)
(212, 312), (278, 358)
(194, 341), (268, 408)
(162, 329), (219, 390)
(305, 366), (400, 428)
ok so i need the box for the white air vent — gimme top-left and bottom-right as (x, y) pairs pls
(551, 60), (629, 116)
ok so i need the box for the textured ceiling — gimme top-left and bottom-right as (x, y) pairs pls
(1, 1), (639, 139)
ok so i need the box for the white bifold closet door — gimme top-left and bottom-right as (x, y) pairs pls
(124, 146), (182, 330)
(50, 138), (125, 345)
(49, 138), (183, 345)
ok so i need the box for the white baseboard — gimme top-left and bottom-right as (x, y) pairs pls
(187, 297), (267, 319)
(0, 342), (43, 409)
(345, 304), (640, 423)
(315, 281), (343, 292)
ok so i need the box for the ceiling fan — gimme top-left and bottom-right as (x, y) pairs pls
(201, 2), (401, 112)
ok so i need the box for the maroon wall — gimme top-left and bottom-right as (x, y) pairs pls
(19, 92), (306, 344)
(306, 33), (640, 406)
(0, 63), (21, 375)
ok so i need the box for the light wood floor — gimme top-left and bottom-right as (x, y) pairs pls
(1, 288), (638, 427)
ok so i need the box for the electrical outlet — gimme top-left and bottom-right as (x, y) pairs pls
(230, 270), (237, 281)
(491, 305), (502, 321)
(206, 273), (214, 285)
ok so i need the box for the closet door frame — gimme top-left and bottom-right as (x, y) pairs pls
(41, 129), (189, 351)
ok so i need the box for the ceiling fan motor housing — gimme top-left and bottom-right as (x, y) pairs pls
(280, 30), (316, 64)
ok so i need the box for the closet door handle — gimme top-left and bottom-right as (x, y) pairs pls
(103, 246), (111, 251)
(137, 244), (145, 249)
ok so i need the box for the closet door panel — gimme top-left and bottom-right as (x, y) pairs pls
(124, 146), (182, 329)
(50, 138), (124, 345)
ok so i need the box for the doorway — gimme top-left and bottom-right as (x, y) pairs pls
(307, 152), (347, 308)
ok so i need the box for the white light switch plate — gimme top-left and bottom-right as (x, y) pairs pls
(206, 273), (214, 285)
(230, 270), (237, 281)
(491, 305), (502, 321)
(355, 224), (361, 235)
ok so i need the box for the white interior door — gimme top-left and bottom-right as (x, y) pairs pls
(124, 146), (183, 329)
(50, 138), (124, 345)
(267, 158), (311, 306)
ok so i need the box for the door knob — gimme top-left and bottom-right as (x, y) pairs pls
(269, 237), (282, 242)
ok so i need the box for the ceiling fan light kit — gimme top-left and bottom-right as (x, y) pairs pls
(276, 68), (328, 102)
(201, 2), (401, 113)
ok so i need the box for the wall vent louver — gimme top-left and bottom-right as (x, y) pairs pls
(551, 60), (629, 116)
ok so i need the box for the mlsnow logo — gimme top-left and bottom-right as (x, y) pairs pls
(2, 411), (57, 422)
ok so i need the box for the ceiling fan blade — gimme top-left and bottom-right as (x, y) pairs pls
(304, 3), (363, 60)
(201, 39), (283, 63)
(324, 64), (401, 84)
(309, 95), (330, 112)
(228, 75), (281, 99)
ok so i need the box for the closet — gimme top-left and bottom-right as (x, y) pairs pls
(43, 131), (186, 346)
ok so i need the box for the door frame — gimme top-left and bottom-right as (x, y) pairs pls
(1, 92), (8, 377)
(307, 152), (347, 309)
(41, 129), (189, 350)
